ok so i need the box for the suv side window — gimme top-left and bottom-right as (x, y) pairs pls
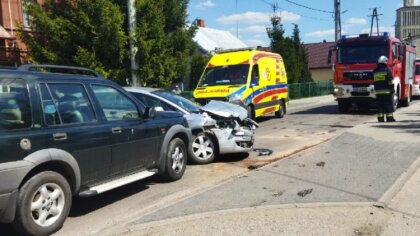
(131, 93), (176, 112)
(91, 85), (139, 121)
(0, 78), (32, 129)
(40, 83), (96, 125)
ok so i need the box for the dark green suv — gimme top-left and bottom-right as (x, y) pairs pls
(0, 65), (191, 236)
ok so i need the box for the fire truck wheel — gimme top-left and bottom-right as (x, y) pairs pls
(338, 100), (350, 113)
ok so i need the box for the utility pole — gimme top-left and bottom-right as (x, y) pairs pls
(334, 0), (341, 42)
(128, 0), (139, 86)
(369, 8), (382, 36)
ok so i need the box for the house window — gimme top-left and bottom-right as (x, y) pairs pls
(22, 0), (36, 28)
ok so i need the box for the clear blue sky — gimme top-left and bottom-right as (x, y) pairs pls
(188, 0), (406, 46)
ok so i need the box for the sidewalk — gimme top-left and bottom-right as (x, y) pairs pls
(101, 101), (420, 236)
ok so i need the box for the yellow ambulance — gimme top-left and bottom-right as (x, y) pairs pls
(193, 48), (289, 119)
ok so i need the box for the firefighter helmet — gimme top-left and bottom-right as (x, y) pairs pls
(378, 56), (388, 64)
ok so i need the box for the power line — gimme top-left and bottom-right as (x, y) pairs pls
(259, 0), (330, 22)
(284, 0), (334, 14)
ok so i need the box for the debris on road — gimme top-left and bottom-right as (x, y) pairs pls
(253, 148), (273, 156)
(316, 161), (326, 167)
(297, 188), (313, 197)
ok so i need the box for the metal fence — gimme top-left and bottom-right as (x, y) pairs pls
(288, 80), (334, 99)
(181, 80), (334, 100)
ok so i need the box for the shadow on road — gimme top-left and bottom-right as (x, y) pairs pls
(69, 181), (150, 217)
(373, 120), (420, 134)
(290, 105), (376, 116)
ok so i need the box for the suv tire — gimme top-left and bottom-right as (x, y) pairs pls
(13, 171), (71, 236)
(161, 138), (187, 181)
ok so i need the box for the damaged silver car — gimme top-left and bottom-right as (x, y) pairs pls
(125, 87), (258, 164)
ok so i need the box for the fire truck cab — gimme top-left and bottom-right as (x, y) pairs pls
(329, 33), (416, 112)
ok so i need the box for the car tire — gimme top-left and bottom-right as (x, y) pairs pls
(189, 132), (216, 164)
(13, 171), (72, 236)
(275, 100), (285, 118)
(161, 138), (187, 181)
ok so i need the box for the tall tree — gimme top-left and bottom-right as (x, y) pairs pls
(133, 0), (196, 87)
(267, 9), (312, 84)
(18, 0), (128, 83)
(292, 24), (312, 83)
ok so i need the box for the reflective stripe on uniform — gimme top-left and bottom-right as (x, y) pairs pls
(386, 113), (393, 117)
(374, 72), (387, 81)
(377, 113), (384, 118)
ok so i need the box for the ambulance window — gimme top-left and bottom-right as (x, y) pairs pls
(251, 65), (259, 86)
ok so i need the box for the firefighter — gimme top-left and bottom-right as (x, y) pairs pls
(373, 55), (396, 122)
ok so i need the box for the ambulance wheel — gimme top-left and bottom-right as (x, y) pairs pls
(247, 105), (255, 120)
(275, 101), (285, 118)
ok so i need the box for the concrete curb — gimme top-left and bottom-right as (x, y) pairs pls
(378, 155), (420, 205)
(106, 202), (378, 235)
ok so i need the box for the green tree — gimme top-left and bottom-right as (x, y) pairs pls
(18, 0), (128, 83)
(133, 0), (196, 87)
(267, 9), (312, 84)
(292, 24), (312, 83)
(189, 52), (210, 89)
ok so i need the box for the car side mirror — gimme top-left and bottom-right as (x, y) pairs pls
(142, 107), (157, 119)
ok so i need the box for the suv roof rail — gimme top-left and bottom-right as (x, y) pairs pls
(17, 64), (104, 78)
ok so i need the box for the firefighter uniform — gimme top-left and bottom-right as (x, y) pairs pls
(373, 58), (395, 122)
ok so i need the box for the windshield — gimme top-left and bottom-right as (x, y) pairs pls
(153, 90), (200, 113)
(416, 65), (420, 75)
(198, 64), (250, 87)
(338, 44), (388, 64)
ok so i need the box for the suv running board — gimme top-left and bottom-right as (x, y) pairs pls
(79, 169), (157, 198)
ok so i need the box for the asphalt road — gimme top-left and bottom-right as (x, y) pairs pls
(0, 95), (397, 235)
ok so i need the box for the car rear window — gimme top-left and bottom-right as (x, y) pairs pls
(0, 78), (32, 130)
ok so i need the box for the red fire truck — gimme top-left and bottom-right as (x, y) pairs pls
(329, 33), (416, 112)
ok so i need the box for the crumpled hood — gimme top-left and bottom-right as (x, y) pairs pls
(201, 100), (248, 120)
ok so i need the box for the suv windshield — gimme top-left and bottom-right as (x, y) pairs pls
(152, 90), (200, 113)
(0, 78), (31, 130)
(338, 44), (388, 64)
(198, 64), (249, 87)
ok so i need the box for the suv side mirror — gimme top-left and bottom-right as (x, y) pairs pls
(142, 107), (157, 119)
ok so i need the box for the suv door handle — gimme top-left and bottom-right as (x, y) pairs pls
(53, 132), (67, 141)
(112, 127), (122, 134)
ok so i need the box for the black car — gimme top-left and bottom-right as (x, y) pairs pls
(0, 65), (191, 236)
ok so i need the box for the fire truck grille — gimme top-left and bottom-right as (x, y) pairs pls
(343, 71), (373, 81)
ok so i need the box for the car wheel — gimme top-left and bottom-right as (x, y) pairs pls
(275, 100), (285, 118)
(13, 171), (71, 236)
(190, 132), (216, 164)
(161, 138), (187, 181)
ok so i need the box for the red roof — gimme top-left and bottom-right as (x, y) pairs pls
(304, 41), (336, 69)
